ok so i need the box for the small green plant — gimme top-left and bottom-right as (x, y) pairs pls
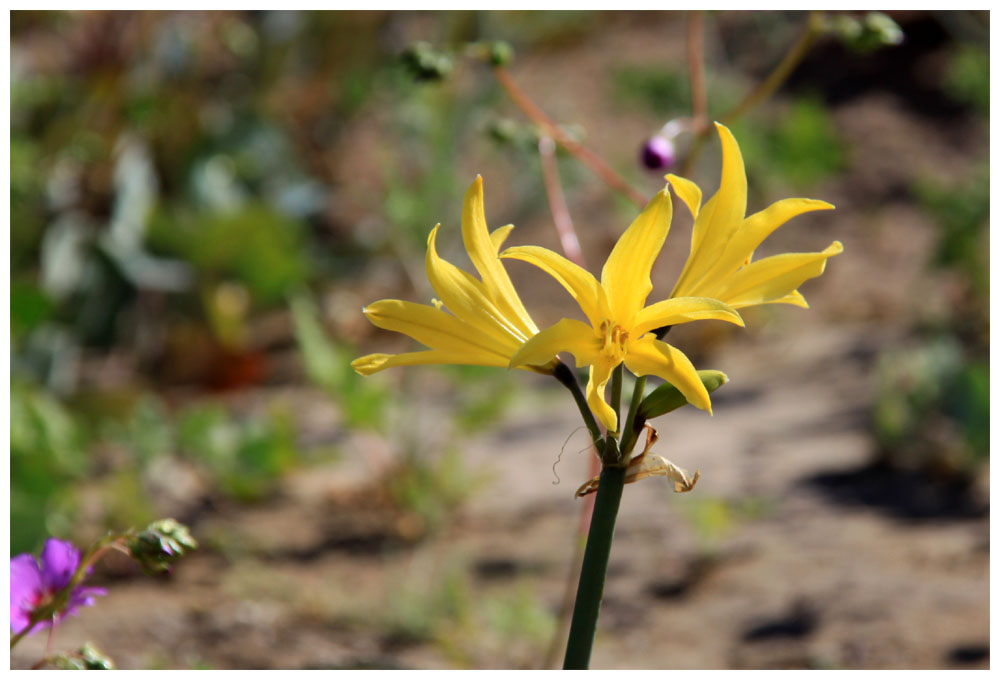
(290, 293), (388, 429)
(874, 337), (988, 475)
(10, 382), (88, 554)
(943, 42), (989, 113)
(177, 404), (298, 502)
(384, 447), (484, 536)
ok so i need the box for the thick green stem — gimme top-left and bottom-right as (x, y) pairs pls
(619, 375), (648, 459)
(562, 464), (626, 669)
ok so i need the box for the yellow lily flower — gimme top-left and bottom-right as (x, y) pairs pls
(352, 176), (557, 376)
(667, 122), (843, 309)
(502, 187), (745, 432)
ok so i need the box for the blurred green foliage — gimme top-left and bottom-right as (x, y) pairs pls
(731, 97), (844, 190)
(148, 203), (312, 306)
(913, 165), (989, 297)
(385, 447), (483, 536)
(11, 382), (88, 553)
(177, 404), (298, 503)
(613, 64), (690, 114)
(944, 43), (989, 113)
(290, 293), (388, 429)
(874, 338), (988, 474)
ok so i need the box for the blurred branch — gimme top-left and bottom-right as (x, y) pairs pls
(721, 10), (825, 124)
(493, 66), (648, 208)
(680, 10), (825, 175)
(537, 137), (585, 267)
(687, 11), (709, 134)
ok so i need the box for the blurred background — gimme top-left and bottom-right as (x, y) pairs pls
(10, 10), (988, 669)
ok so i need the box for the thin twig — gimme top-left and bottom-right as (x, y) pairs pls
(538, 136), (585, 267)
(494, 66), (648, 208)
(720, 10), (824, 124)
(679, 10), (824, 176)
(687, 11), (709, 133)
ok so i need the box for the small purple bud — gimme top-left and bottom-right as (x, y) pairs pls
(640, 136), (676, 171)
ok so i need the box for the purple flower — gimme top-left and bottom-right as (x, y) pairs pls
(640, 135), (676, 171)
(10, 538), (106, 636)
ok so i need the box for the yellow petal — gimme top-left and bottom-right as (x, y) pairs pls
(671, 122), (747, 297)
(587, 355), (620, 432)
(461, 177), (538, 337)
(601, 187), (673, 326)
(501, 245), (607, 328)
(712, 241), (843, 309)
(363, 299), (512, 361)
(771, 290), (809, 308)
(490, 224), (516, 253)
(631, 296), (744, 338)
(510, 318), (601, 369)
(665, 174), (702, 220)
(690, 198), (835, 294)
(425, 225), (525, 346)
(623, 336), (712, 413)
(352, 348), (511, 375)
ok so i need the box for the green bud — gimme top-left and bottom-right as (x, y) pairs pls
(827, 12), (903, 53)
(489, 41), (514, 66)
(49, 644), (115, 670)
(637, 370), (728, 421)
(401, 41), (453, 82)
(127, 518), (198, 575)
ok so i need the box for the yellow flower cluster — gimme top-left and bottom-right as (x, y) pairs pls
(353, 123), (841, 432)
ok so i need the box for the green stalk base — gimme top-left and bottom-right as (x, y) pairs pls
(563, 464), (627, 669)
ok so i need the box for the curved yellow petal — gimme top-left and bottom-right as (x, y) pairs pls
(712, 241), (844, 309)
(688, 198), (835, 295)
(501, 245), (607, 328)
(771, 290), (810, 308)
(509, 317), (601, 369)
(490, 224), (516, 253)
(665, 174), (702, 220)
(363, 299), (512, 361)
(425, 225), (525, 346)
(587, 355), (620, 432)
(624, 336), (712, 414)
(631, 296), (744, 338)
(352, 348), (511, 375)
(671, 122), (747, 297)
(601, 187), (672, 327)
(461, 176), (538, 337)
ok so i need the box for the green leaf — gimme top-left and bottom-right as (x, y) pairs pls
(637, 370), (728, 420)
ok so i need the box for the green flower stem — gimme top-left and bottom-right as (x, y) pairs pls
(619, 375), (648, 458)
(553, 361), (603, 448)
(563, 462), (627, 669)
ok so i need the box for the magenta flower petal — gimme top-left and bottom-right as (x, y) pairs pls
(10, 538), (104, 636)
(10, 554), (43, 634)
(39, 538), (81, 591)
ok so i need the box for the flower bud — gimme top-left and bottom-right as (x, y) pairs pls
(640, 135), (676, 171)
(489, 41), (514, 66)
(49, 644), (115, 670)
(401, 41), (453, 82)
(127, 518), (198, 575)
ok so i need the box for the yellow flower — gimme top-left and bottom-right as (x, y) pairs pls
(502, 188), (744, 432)
(352, 176), (557, 376)
(667, 122), (843, 309)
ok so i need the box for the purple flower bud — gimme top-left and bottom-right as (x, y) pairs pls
(640, 136), (676, 171)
